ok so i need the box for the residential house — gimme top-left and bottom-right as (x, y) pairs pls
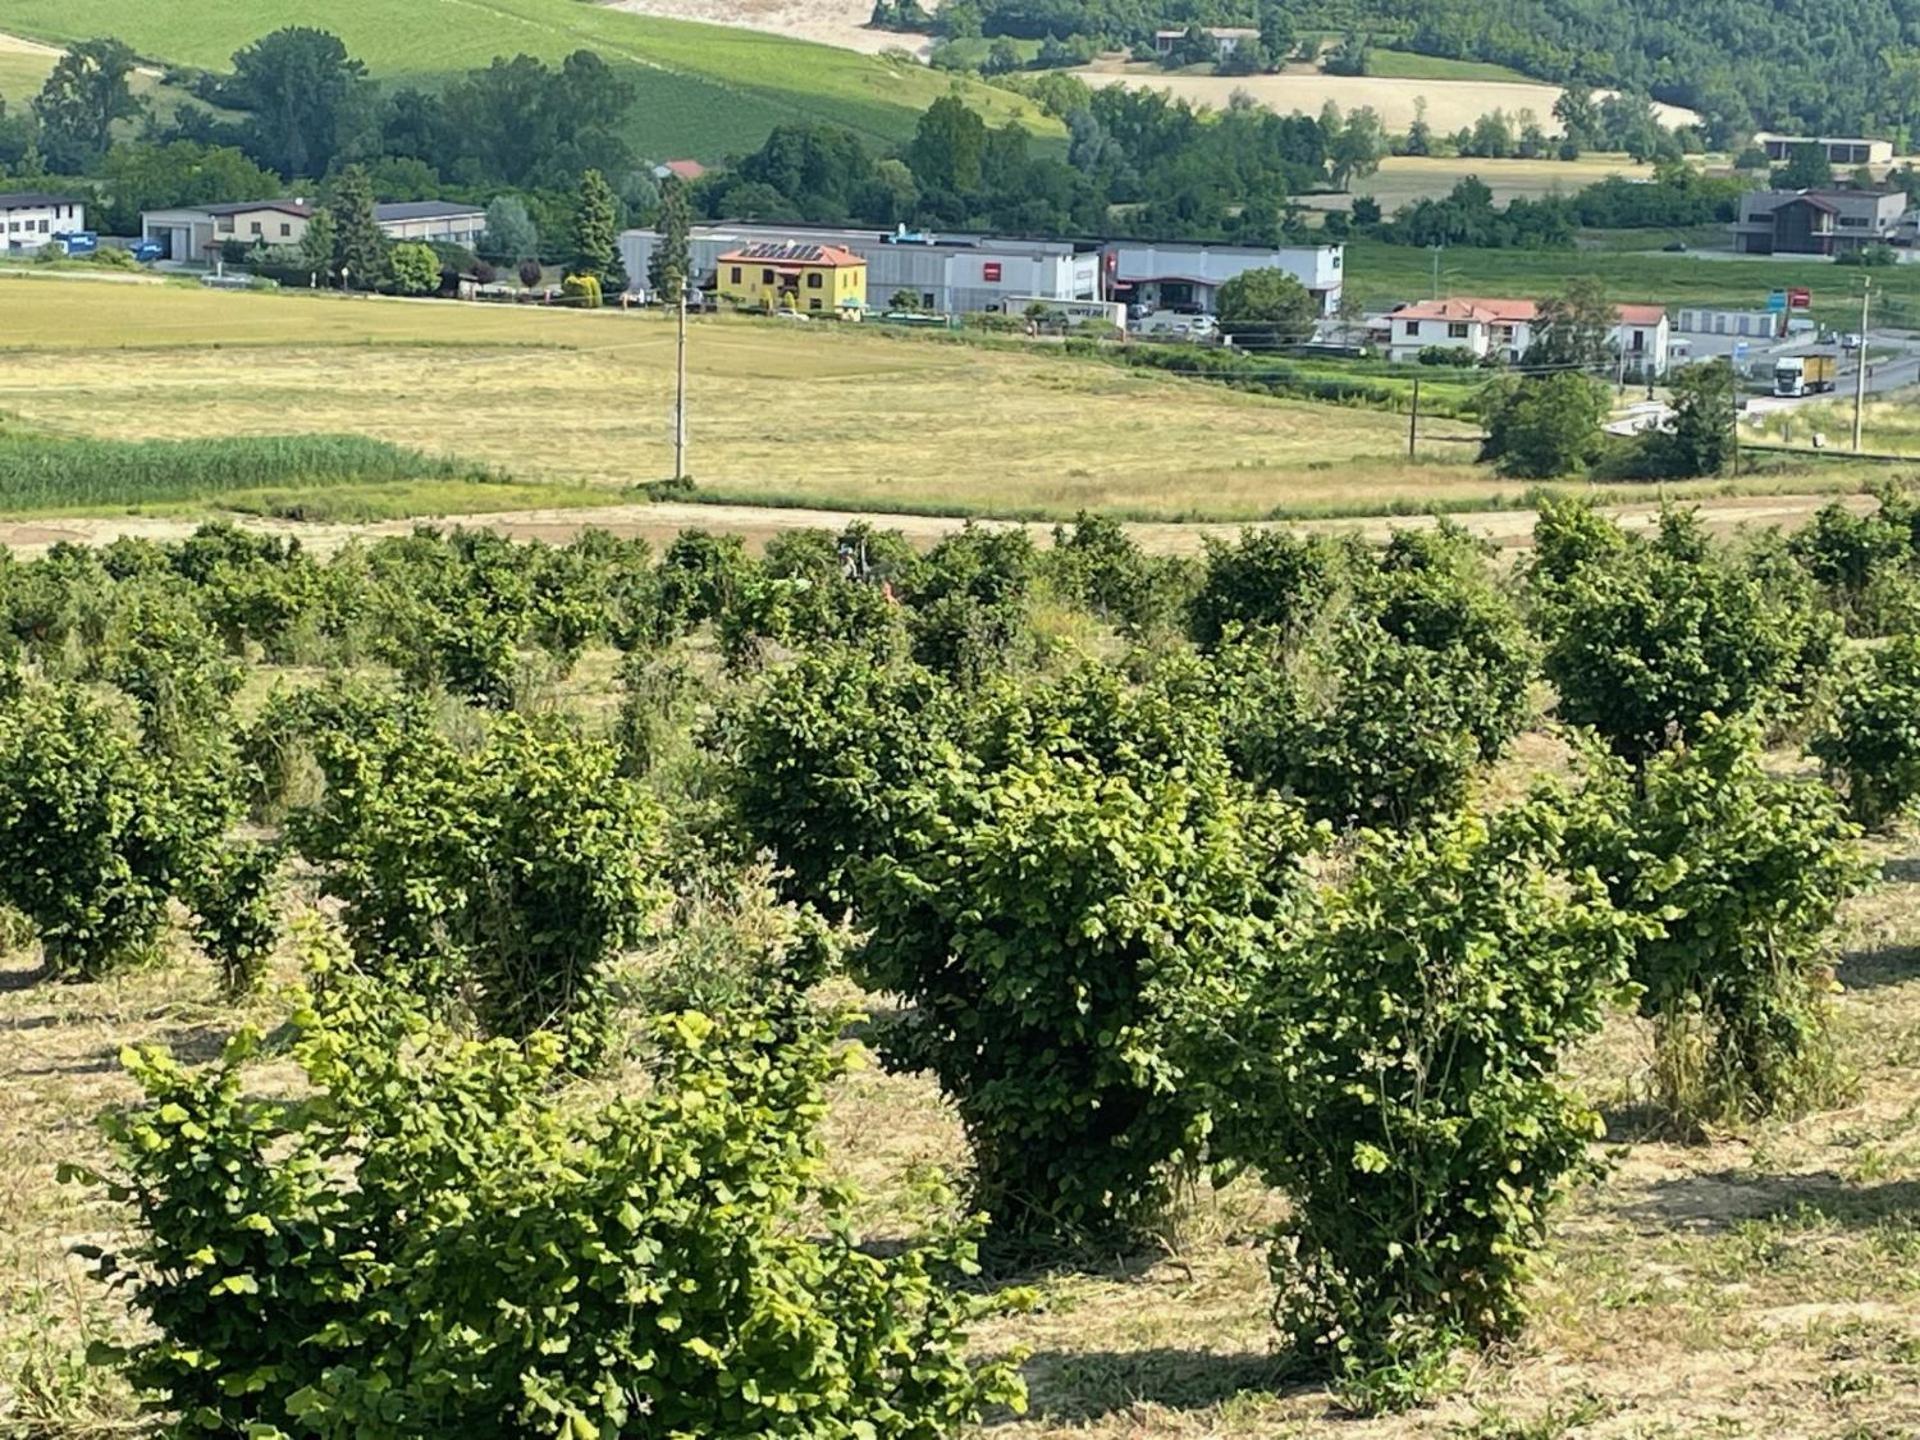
(0, 192), (85, 252)
(715, 241), (867, 314)
(1104, 239), (1344, 316)
(1732, 188), (1905, 255)
(1386, 296), (1671, 376)
(1387, 297), (1539, 364)
(1757, 135), (1893, 167)
(140, 201), (312, 262)
(374, 201), (487, 247)
(1152, 26), (1260, 60)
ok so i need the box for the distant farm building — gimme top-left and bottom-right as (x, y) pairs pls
(1152, 26), (1260, 59)
(141, 200), (312, 262)
(374, 201), (487, 247)
(1757, 135), (1893, 167)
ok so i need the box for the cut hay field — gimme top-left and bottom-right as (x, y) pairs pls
(0, 277), (1518, 522)
(0, 276), (1885, 524)
(0, 0), (1055, 161)
(1072, 60), (1698, 135)
(1296, 153), (1657, 214)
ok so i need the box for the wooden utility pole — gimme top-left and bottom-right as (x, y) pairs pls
(1853, 277), (1871, 453)
(674, 286), (689, 481)
(1408, 377), (1420, 460)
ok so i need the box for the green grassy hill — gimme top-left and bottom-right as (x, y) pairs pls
(0, 1), (1061, 161)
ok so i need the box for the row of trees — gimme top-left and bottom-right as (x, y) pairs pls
(13, 491), (1920, 1422)
(0, 30), (660, 272)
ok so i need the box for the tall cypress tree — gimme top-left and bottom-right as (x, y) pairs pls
(571, 168), (619, 285)
(327, 165), (388, 291)
(648, 177), (691, 301)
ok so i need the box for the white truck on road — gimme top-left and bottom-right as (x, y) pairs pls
(1773, 352), (1838, 397)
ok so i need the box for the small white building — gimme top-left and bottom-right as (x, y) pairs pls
(375, 201), (487, 247)
(1106, 240), (1344, 316)
(141, 200), (312, 263)
(1386, 296), (1671, 376)
(0, 192), (86, 252)
(1152, 26), (1260, 59)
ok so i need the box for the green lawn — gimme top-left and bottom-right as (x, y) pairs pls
(1362, 48), (1533, 83)
(1345, 240), (1903, 330)
(0, 3), (1059, 160)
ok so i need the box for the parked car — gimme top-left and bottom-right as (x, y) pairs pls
(1842, 332), (1864, 350)
(129, 239), (165, 263)
(1133, 310), (1218, 341)
(773, 308), (812, 322)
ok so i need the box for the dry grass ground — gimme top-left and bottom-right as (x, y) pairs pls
(1297, 154), (1657, 215)
(0, 275), (1884, 530)
(8, 655), (1920, 1436)
(0, 276), (1510, 521)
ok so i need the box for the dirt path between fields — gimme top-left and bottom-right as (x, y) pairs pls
(0, 491), (1874, 559)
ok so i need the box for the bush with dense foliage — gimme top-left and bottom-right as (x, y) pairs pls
(0, 674), (233, 979)
(1213, 527), (1535, 827)
(719, 647), (961, 913)
(74, 951), (1026, 1439)
(857, 664), (1315, 1243)
(1569, 720), (1871, 1125)
(1205, 801), (1637, 1410)
(1812, 633), (1920, 829)
(1533, 505), (1828, 762)
(294, 701), (666, 1038)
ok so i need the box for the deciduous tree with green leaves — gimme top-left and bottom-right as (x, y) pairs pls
(33, 38), (143, 173)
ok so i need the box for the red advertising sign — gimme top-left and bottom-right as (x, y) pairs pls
(1788, 286), (1811, 310)
(983, 261), (1002, 281)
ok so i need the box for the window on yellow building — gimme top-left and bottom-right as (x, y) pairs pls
(807, 272), (823, 288)
(762, 269), (774, 284)
(730, 266), (741, 283)
(809, 297), (821, 310)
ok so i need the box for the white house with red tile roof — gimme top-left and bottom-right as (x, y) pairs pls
(1387, 296), (1670, 376)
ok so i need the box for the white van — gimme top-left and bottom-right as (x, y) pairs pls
(1133, 310), (1218, 342)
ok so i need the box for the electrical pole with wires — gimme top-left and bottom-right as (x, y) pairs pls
(1408, 376), (1419, 460)
(1853, 276), (1871, 454)
(674, 283), (689, 481)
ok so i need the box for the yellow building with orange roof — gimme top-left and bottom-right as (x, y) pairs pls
(715, 240), (866, 317)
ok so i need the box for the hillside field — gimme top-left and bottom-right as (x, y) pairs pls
(0, 2), (1057, 161)
(1072, 61), (1698, 135)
